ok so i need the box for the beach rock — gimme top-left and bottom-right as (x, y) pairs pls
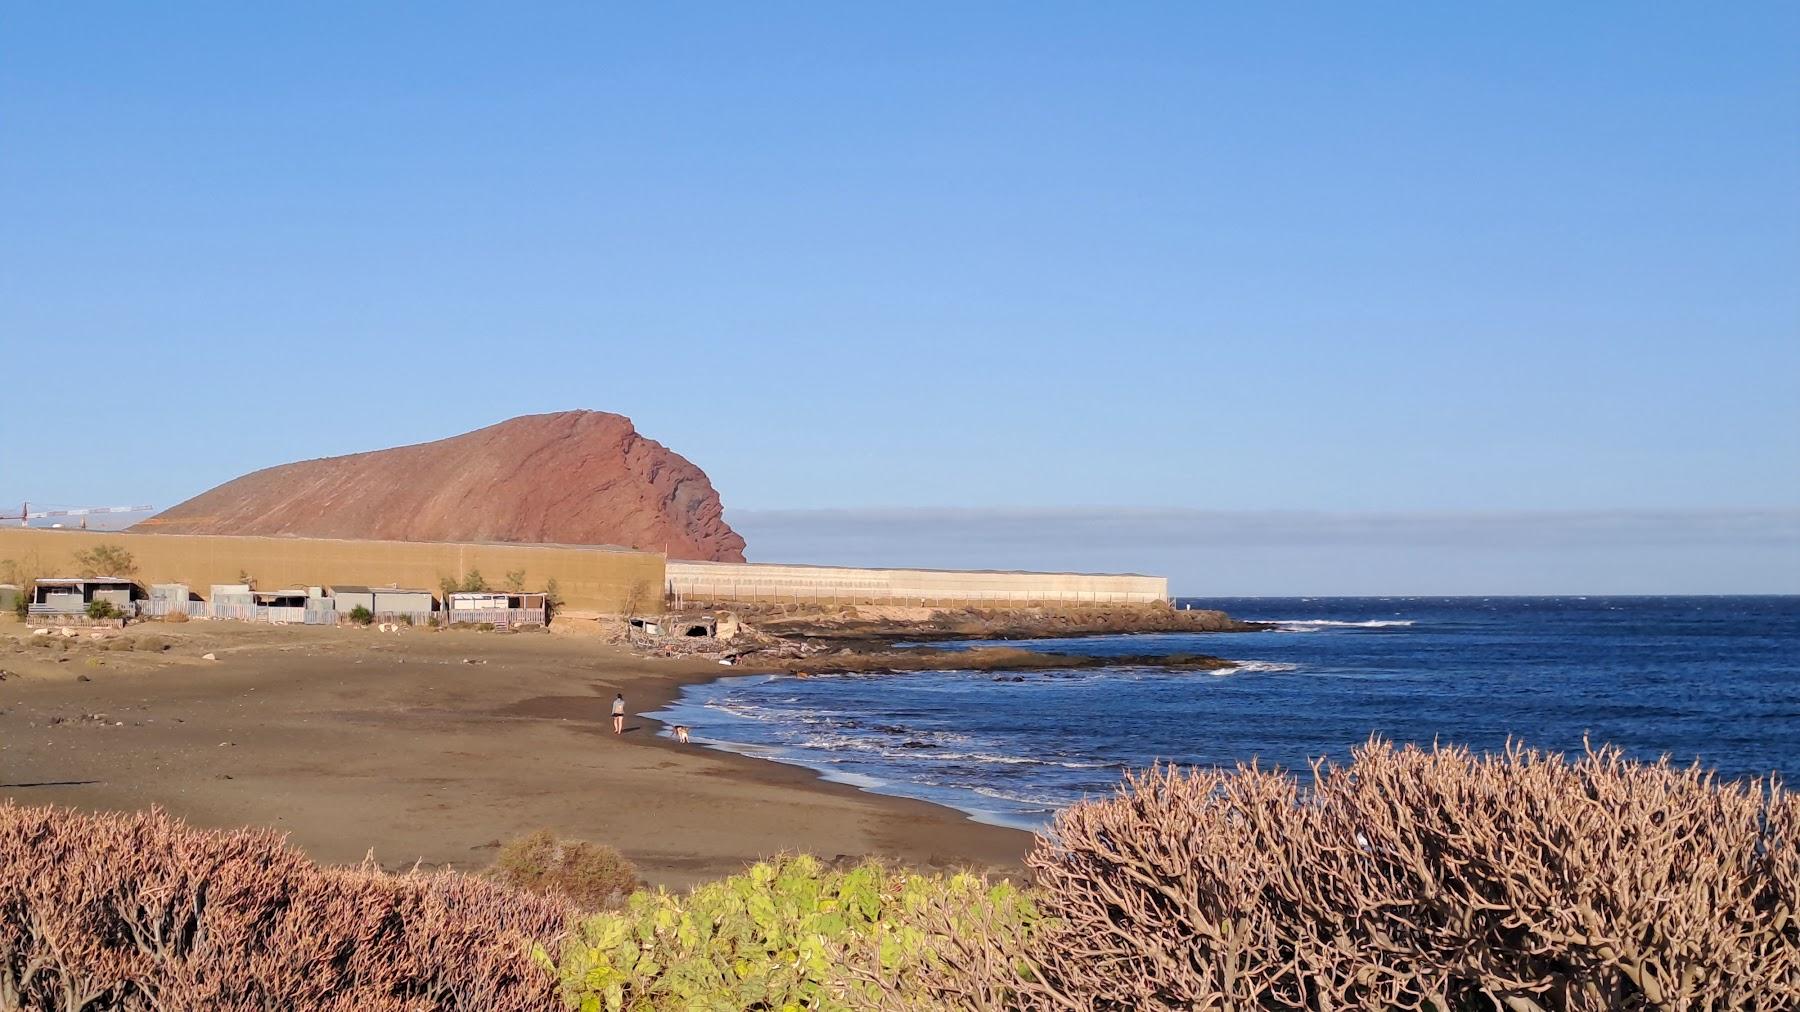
(136, 410), (747, 561)
(201, 652), (217, 661)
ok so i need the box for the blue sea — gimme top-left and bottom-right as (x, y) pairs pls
(647, 597), (1800, 831)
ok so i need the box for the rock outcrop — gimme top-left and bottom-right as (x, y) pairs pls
(136, 412), (747, 561)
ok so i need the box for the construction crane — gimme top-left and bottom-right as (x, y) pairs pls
(3, 502), (156, 529)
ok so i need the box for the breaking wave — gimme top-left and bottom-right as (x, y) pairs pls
(1209, 660), (1301, 676)
(1260, 618), (1415, 631)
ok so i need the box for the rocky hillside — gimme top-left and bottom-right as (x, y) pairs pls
(136, 411), (747, 561)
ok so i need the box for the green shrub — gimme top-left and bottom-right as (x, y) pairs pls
(487, 830), (640, 912)
(85, 599), (120, 620)
(546, 854), (1034, 1012)
(347, 605), (373, 626)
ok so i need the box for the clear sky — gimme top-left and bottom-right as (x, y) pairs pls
(2, 5), (1796, 592)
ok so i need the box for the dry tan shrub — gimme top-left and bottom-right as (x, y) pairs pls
(484, 828), (641, 910)
(0, 803), (571, 1011)
(897, 739), (1796, 1012)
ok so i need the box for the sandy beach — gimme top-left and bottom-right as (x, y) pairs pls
(0, 622), (1029, 889)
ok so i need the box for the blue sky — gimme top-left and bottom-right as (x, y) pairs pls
(2, 5), (1796, 591)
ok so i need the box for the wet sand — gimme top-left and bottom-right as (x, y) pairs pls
(0, 622), (1029, 889)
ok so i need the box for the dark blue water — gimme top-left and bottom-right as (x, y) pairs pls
(648, 597), (1800, 830)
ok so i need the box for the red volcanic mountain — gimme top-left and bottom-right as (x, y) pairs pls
(136, 411), (747, 562)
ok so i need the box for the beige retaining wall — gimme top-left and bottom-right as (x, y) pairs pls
(665, 560), (1168, 606)
(0, 529), (665, 616)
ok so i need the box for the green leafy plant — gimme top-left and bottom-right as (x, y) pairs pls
(546, 854), (1034, 1012)
(85, 599), (121, 620)
(347, 605), (374, 626)
(506, 569), (527, 592)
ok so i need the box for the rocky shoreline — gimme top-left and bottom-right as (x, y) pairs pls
(745, 603), (1269, 647)
(762, 645), (1238, 677)
(631, 603), (1263, 675)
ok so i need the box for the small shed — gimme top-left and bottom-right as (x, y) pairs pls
(0, 584), (18, 616)
(209, 583), (256, 621)
(328, 585), (376, 615)
(251, 588), (311, 623)
(330, 586), (434, 623)
(144, 583), (203, 619)
(30, 577), (138, 616)
(372, 588), (436, 620)
(447, 591), (548, 627)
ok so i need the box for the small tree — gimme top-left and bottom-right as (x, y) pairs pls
(505, 569), (527, 593)
(73, 544), (136, 579)
(460, 570), (489, 593)
(544, 578), (563, 621)
(438, 575), (460, 603)
(1, 555), (42, 618)
(621, 578), (656, 618)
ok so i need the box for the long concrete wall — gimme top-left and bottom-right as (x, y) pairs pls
(0, 529), (665, 616)
(666, 560), (1168, 606)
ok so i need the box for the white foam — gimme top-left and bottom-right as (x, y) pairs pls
(1258, 618), (1415, 631)
(971, 785), (1068, 808)
(1208, 660), (1301, 676)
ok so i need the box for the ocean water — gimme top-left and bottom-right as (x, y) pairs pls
(647, 597), (1800, 831)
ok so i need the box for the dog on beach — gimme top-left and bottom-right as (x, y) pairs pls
(674, 725), (691, 744)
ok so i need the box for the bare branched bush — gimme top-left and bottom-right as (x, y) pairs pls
(0, 803), (571, 1011)
(900, 740), (1796, 1011)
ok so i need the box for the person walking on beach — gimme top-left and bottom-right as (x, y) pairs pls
(611, 693), (626, 735)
